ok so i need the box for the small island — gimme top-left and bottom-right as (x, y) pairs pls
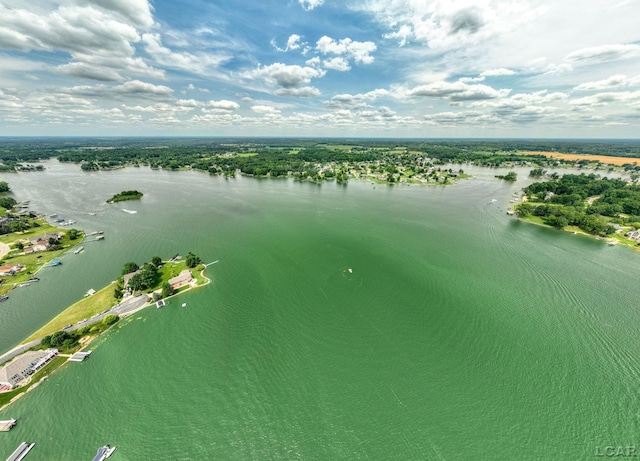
(106, 190), (143, 203)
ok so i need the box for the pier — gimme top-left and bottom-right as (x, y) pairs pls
(69, 350), (92, 362)
(0, 419), (16, 431)
(6, 442), (35, 461)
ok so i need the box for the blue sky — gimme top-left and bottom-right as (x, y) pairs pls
(0, 0), (639, 138)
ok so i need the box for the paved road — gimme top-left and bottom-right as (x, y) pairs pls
(0, 294), (149, 366)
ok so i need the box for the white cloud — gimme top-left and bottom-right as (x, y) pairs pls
(244, 62), (326, 89)
(251, 105), (281, 114)
(351, 0), (539, 51)
(481, 68), (516, 77)
(299, 0), (324, 11)
(322, 57), (351, 72)
(408, 80), (510, 101)
(316, 36), (377, 64)
(571, 91), (640, 108)
(142, 33), (231, 76)
(273, 34), (303, 52)
(63, 80), (174, 99)
(275, 87), (320, 98)
(574, 74), (632, 91)
(327, 89), (389, 107)
(205, 100), (240, 111)
(84, 0), (154, 29)
(566, 44), (640, 63)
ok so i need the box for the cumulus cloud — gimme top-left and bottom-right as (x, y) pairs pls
(244, 63), (325, 97)
(275, 87), (320, 98)
(322, 57), (351, 72)
(206, 100), (240, 111)
(251, 105), (281, 113)
(316, 36), (377, 64)
(326, 89), (389, 108)
(570, 91), (640, 108)
(408, 80), (510, 101)
(273, 34), (303, 52)
(0, 2), (167, 83)
(63, 80), (173, 99)
(85, 0), (154, 29)
(299, 0), (324, 11)
(574, 75), (631, 91)
(352, 0), (536, 50)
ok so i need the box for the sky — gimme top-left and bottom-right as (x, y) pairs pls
(0, 0), (639, 138)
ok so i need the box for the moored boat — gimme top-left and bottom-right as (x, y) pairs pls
(92, 445), (117, 461)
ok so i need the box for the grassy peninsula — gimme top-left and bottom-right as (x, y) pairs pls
(515, 172), (640, 246)
(107, 189), (143, 203)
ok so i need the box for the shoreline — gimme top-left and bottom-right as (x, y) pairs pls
(513, 214), (640, 251)
(0, 262), (213, 414)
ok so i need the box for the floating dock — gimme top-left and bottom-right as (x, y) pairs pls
(6, 442), (35, 461)
(0, 419), (16, 432)
(69, 350), (92, 362)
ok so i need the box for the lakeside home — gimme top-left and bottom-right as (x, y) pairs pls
(168, 269), (193, 290)
(0, 349), (58, 391)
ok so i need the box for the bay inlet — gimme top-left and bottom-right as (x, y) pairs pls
(1, 162), (639, 460)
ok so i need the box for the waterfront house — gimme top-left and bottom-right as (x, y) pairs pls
(28, 232), (61, 246)
(0, 349), (58, 391)
(0, 264), (24, 276)
(168, 269), (193, 290)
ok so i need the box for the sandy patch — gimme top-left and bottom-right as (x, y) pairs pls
(0, 242), (10, 259)
(522, 151), (640, 166)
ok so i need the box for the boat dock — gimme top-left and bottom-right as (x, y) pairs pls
(69, 350), (92, 362)
(6, 442), (35, 461)
(0, 419), (16, 432)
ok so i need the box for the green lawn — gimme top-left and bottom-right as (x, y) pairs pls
(25, 283), (117, 342)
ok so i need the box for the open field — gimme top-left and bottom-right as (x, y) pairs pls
(523, 151), (640, 166)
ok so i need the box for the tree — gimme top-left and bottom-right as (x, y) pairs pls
(67, 228), (81, 240)
(128, 263), (158, 291)
(0, 181), (9, 192)
(151, 256), (162, 267)
(122, 261), (139, 275)
(161, 282), (175, 298)
(103, 314), (119, 326)
(114, 281), (124, 301)
(0, 197), (16, 209)
(185, 252), (201, 268)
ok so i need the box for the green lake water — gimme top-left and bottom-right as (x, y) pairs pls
(1, 162), (639, 460)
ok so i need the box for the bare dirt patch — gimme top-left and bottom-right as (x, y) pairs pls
(522, 151), (640, 166)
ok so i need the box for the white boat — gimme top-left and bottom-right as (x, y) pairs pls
(122, 209), (137, 214)
(92, 445), (117, 461)
(74, 246), (84, 254)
